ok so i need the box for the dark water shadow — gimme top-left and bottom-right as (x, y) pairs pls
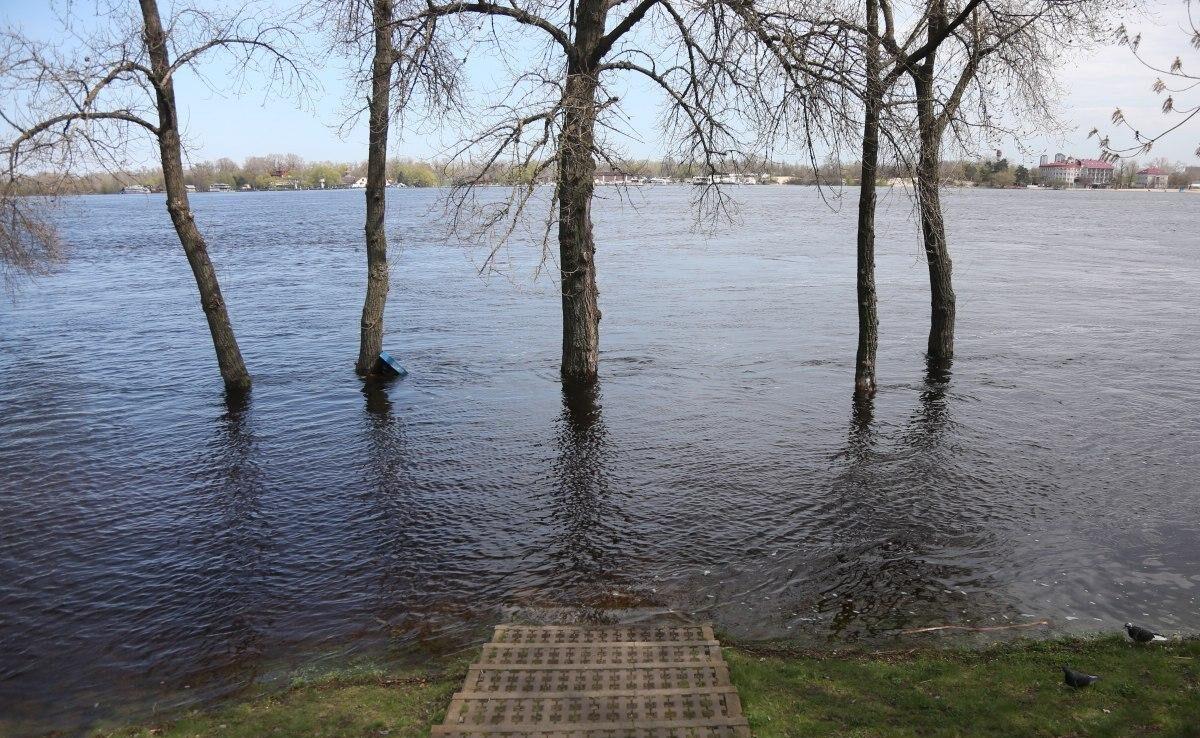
(815, 361), (1005, 639)
(552, 382), (612, 579)
(357, 378), (422, 633)
(904, 357), (955, 451)
(523, 381), (633, 616)
(846, 392), (876, 462)
(125, 388), (273, 719)
(357, 378), (477, 654)
(361, 377), (394, 417)
(190, 388), (271, 682)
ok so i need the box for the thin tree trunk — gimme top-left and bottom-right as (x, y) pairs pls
(557, 2), (606, 385)
(138, 0), (250, 391)
(854, 0), (882, 398)
(356, 0), (395, 376)
(913, 6), (955, 366)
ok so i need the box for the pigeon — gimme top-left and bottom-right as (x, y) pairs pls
(1124, 623), (1168, 643)
(1062, 665), (1100, 688)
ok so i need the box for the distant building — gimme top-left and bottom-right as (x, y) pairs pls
(1038, 159), (1080, 186)
(594, 171), (628, 185)
(691, 173), (733, 185)
(1078, 159), (1114, 187)
(1136, 167), (1170, 188)
(688, 172), (763, 185)
(1036, 156), (1113, 188)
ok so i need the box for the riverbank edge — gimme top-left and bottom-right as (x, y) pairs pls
(92, 634), (1199, 738)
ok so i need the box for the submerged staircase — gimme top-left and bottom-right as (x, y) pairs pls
(433, 623), (750, 737)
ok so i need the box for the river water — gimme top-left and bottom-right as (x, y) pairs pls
(1, 186), (1198, 734)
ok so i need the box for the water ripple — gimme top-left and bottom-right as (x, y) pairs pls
(1, 187), (1198, 735)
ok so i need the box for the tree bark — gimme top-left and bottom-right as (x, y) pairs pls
(854, 0), (882, 398)
(139, 0), (251, 391)
(356, 0), (395, 376)
(913, 3), (955, 366)
(557, 1), (606, 385)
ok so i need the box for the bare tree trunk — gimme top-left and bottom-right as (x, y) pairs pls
(139, 0), (251, 391)
(913, 6), (955, 366)
(557, 3), (606, 385)
(356, 0), (394, 376)
(854, 0), (882, 398)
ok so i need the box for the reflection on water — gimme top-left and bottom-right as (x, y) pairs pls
(548, 382), (613, 592)
(2, 187), (1199, 734)
(189, 389), (268, 691)
(819, 359), (1017, 639)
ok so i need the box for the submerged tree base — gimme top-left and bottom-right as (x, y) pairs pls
(91, 635), (1198, 737)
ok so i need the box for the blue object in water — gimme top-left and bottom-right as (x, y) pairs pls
(377, 351), (409, 378)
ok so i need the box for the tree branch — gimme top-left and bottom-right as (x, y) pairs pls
(410, 1), (575, 57)
(592, 0), (661, 63)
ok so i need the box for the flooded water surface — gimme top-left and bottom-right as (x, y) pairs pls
(1, 186), (1198, 734)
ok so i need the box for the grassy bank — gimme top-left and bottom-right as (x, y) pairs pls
(95, 636), (1198, 738)
(727, 636), (1199, 737)
(92, 655), (471, 738)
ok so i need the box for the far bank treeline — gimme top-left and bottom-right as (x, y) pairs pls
(0, 0), (1185, 399)
(96, 156), (445, 193)
(42, 154), (1043, 195)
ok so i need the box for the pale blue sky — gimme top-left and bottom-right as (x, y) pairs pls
(2, 0), (1197, 168)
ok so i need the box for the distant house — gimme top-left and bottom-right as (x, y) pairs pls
(689, 172), (762, 185)
(594, 170), (628, 185)
(1136, 167), (1170, 189)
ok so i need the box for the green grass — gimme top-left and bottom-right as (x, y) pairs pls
(92, 637), (1199, 738)
(727, 636), (1200, 737)
(92, 656), (472, 738)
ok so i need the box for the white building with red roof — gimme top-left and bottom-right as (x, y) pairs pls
(1136, 167), (1170, 188)
(1037, 154), (1113, 188)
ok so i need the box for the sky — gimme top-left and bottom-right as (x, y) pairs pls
(2, 0), (1197, 168)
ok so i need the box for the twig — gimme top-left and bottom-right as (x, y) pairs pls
(900, 619), (1051, 634)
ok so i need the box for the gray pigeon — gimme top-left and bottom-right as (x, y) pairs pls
(1062, 665), (1100, 688)
(1124, 622), (1168, 643)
